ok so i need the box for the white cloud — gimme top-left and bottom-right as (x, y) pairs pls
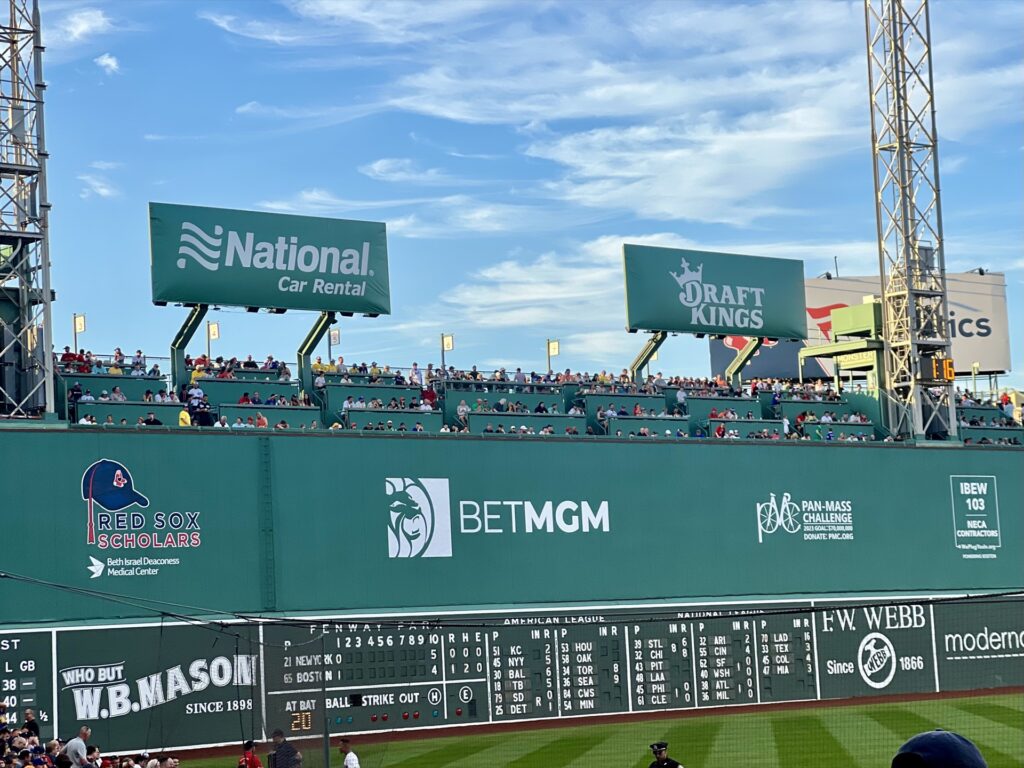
(89, 160), (122, 170)
(359, 158), (455, 185)
(50, 8), (113, 46)
(77, 174), (118, 199)
(256, 187), (435, 215)
(93, 52), (119, 75)
(198, 12), (319, 46)
(287, 0), (507, 43)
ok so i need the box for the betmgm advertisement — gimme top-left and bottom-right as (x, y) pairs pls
(709, 272), (1012, 376)
(622, 244), (807, 339)
(150, 202), (391, 315)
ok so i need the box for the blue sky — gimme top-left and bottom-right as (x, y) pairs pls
(41, 0), (1023, 384)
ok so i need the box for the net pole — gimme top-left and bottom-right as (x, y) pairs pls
(321, 634), (331, 768)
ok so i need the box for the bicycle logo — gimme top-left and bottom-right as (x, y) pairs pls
(756, 492), (801, 543)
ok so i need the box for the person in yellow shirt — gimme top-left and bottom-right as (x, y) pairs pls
(178, 407), (192, 427)
(311, 356), (327, 374)
(107, 363), (123, 375)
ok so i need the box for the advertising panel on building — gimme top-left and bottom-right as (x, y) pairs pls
(150, 203), (391, 314)
(623, 245), (806, 339)
(708, 271), (1012, 377)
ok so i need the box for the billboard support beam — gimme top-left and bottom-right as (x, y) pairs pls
(629, 331), (666, 384)
(297, 311), (336, 398)
(170, 304), (208, 392)
(724, 337), (764, 390)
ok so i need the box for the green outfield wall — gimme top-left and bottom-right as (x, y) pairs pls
(1, 428), (1020, 627)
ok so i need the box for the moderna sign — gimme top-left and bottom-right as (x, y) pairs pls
(150, 202), (391, 314)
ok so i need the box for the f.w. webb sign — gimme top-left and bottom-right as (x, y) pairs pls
(623, 244), (806, 339)
(150, 202), (391, 314)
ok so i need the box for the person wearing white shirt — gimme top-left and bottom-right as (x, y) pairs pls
(338, 740), (359, 768)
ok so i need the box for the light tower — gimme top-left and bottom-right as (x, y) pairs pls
(0, 0), (54, 416)
(864, 0), (955, 438)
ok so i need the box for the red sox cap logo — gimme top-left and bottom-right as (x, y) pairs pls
(81, 459), (150, 545)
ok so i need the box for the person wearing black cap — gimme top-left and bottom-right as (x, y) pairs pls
(649, 741), (682, 768)
(892, 730), (987, 767)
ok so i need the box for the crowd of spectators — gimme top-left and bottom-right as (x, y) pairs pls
(57, 348), (1022, 445)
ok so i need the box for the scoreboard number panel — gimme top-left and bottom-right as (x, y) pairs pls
(0, 631), (54, 741)
(6, 596), (1021, 752)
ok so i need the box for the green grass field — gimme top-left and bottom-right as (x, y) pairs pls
(190, 693), (1023, 768)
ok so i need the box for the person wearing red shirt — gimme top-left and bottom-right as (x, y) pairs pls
(238, 741), (261, 768)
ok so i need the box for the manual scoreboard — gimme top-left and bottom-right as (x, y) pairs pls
(2, 597), (1021, 752)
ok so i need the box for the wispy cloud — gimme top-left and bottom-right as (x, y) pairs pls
(78, 174), (118, 199)
(94, 52), (119, 75)
(358, 158), (457, 185)
(198, 11), (321, 46)
(89, 160), (122, 170)
(256, 187), (435, 215)
(50, 8), (114, 46)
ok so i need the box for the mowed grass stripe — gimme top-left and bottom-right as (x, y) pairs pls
(506, 730), (614, 768)
(772, 715), (857, 767)
(822, 710), (901, 768)
(625, 715), (724, 768)
(704, 711), (775, 768)
(381, 733), (501, 768)
(953, 699), (1024, 731)
(865, 704), (1023, 768)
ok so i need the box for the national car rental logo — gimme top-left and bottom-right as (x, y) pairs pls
(176, 222), (224, 271)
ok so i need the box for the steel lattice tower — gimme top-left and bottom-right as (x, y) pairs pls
(0, 0), (53, 416)
(865, 0), (955, 439)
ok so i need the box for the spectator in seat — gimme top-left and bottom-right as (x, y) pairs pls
(110, 386), (127, 402)
(238, 392), (251, 404)
(214, 416), (229, 428)
(79, 388), (94, 401)
(314, 371), (327, 391)
(255, 412), (268, 428)
(178, 406), (191, 427)
(91, 357), (107, 374)
(143, 412), (163, 426)
(60, 346), (77, 365)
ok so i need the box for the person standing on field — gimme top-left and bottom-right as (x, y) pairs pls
(648, 742), (683, 768)
(338, 739), (359, 768)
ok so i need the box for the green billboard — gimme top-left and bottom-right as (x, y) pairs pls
(623, 244), (806, 338)
(0, 429), (1019, 626)
(150, 203), (390, 314)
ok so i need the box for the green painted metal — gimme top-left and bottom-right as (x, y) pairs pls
(628, 330), (667, 383)
(296, 310), (336, 394)
(217, 403), (319, 428)
(466, 411), (584, 434)
(194, 378), (300, 407)
(150, 203), (391, 315)
(724, 336), (764, 390)
(170, 304), (208, 391)
(347, 408), (443, 432)
(75, 401), (182, 425)
(0, 428), (1019, 628)
(623, 244), (806, 338)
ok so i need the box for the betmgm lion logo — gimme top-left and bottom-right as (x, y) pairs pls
(385, 478), (452, 558)
(756, 492), (800, 543)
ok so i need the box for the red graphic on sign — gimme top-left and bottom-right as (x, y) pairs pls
(722, 336), (779, 355)
(806, 303), (848, 341)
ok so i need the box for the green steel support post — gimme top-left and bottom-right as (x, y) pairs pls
(629, 331), (667, 384)
(170, 304), (208, 393)
(725, 337), (764, 390)
(258, 436), (277, 612)
(297, 311), (337, 398)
